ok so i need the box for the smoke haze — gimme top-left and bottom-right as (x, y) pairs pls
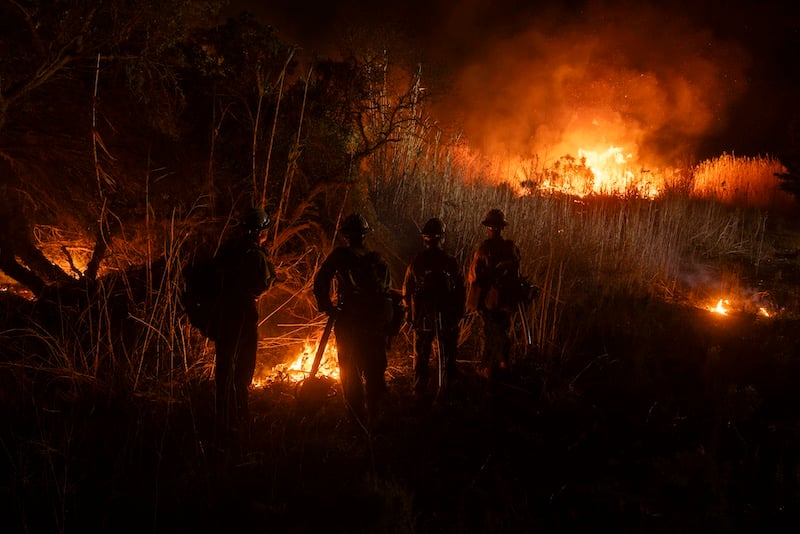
(439, 3), (750, 166)
(231, 0), (800, 163)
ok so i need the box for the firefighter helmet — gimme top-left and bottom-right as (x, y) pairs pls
(481, 208), (508, 228)
(421, 217), (446, 238)
(241, 208), (271, 231)
(340, 213), (372, 236)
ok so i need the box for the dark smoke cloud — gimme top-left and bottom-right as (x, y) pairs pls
(442, 3), (750, 165)
(231, 0), (800, 161)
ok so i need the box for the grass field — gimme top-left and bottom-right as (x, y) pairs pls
(3, 146), (800, 532)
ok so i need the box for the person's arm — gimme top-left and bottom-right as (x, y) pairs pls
(512, 241), (522, 276)
(250, 248), (276, 296)
(378, 254), (392, 293)
(313, 251), (339, 314)
(402, 261), (415, 305)
(466, 247), (487, 311)
(451, 256), (467, 318)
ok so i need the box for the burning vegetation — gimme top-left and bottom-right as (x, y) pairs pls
(259, 337), (341, 384)
(2, 1), (800, 532)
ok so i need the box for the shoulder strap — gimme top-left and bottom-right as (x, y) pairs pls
(344, 248), (388, 293)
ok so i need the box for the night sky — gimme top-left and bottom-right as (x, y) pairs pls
(228, 0), (800, 163)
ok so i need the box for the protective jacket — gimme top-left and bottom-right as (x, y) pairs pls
(313, 245), (393, 326)
(313, 244), (393, 422)
(213, 234), (275, 428)
(467, 236), (521, 312)
(403, 247), (465, 331)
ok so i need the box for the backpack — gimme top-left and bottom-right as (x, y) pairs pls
(386, 288), (406, 337)
(416, 268), (457, 303)
(344, 250), (389, 296)
(340, 249), (402, 333)
(410, 253), (464, 330)
(490, 269), (538, 311)
(180, 255), (224, 338)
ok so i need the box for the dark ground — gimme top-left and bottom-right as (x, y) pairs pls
(3, 294), (800, 533)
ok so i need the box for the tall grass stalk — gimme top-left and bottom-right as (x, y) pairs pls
(272, 66), (311, 252)
(691, 153), (790, 209)
(361, 109), (782, 358)
(259, 49), (296, 207)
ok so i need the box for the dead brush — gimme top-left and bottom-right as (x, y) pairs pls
(691, 153), (791, 210)
(358, 112), (791, 371)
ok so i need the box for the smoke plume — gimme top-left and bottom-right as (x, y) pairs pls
(434, 2), (750, 167)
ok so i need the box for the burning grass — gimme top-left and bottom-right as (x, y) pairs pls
(692, 153), (792, 209)
(372, 146), (792, 356)
(4, 66), (800, 532)
(405, 140), (789, 206)
(233, 126), (800, 389)
(704, 297), (775, 318)
(4, 13), (800, 530)
(255, 336), (340, 385)
(5, 165), (800, 532)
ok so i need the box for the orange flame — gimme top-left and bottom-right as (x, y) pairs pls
(704, 297), (776, 318)
(708, 299), (729, 315)
(484, 143), (666, 198)
(254, 338), (340, 386)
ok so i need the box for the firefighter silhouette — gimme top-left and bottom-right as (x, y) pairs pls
(403, 217), (465, 398)
(467, 209), (522, 381)
(313, 213), (394, 426)
(212, 208), (276, 435)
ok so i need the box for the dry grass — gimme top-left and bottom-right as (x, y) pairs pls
(362, 118), (796, 361)
(4, 56), (800, 532)
(691, 152), (792, 209)
(8, 75), (791, 396)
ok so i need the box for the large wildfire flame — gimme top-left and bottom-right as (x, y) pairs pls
(434, 4), (752, 199)
(456, 141), (671, 198)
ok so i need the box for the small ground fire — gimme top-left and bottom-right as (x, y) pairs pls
(708, 298), (730, 315)
(704, 297), (775, 318)
(254, 338), (340, 386)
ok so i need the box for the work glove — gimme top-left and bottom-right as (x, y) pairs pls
(319, 302), (341, 317)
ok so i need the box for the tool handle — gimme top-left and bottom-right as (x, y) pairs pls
(309, 316), (335, 378)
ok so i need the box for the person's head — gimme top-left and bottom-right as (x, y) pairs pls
(240, 208), (271, 243)
(481, 208), (507, 238)
(339, 213), (371, 246)
(421, 217), (445, 249)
